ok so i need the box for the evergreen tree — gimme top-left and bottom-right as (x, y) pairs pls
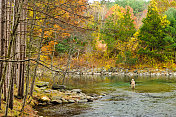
(101, 5), (136, 56)
(138, 0), (169, 61)
(114, 0), (149, 14)
(165, 8), (176, 62)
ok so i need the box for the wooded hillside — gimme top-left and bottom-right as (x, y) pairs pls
(0, 0), (176, 116)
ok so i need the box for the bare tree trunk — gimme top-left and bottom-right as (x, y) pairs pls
(30, 25), (45, 96)
(9, 65), (14, 110)
(50, 32), (57, 82)
(30, 1), (50, 96)
(18, 6), (24, 97)
(0, 0), (5, 110)
(8, 0), (14, 109)
(5, 62), (14, 116)
(3, 0), (9, 103)
(21, 0), (32, 113)
(0, 0), (5, 81)
(0, 0), (24, 104)
(9, 18), (17, 110)
(5, 0), (25, 115)
(62, 48), (72, 85)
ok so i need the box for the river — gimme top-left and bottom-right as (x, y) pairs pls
(36, 75), (176, 117)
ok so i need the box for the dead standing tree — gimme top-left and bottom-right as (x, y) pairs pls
(0, 0), (27, 115)
(0, 0), (5, 110)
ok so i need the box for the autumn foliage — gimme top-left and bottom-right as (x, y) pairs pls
(34, 0), (176, 68)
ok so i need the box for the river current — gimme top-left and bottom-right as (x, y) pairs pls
(36, 75), (176, 117)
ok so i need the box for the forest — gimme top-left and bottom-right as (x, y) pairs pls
(0, 0), (176, 116)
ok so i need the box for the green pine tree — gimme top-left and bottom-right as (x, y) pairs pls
(138, 0), (169, 62)
(165, 8), (176, 62)
(101, 6), (136, 56)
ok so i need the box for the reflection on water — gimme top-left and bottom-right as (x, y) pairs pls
(64, 75), (176, 94)
(36, 75), (176, 117)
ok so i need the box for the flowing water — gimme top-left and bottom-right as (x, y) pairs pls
(36, 75), (176, 117)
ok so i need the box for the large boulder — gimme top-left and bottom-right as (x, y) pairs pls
(43, 90), (51, 93)
(36, 82), (49, 88)
(51, 96), (62, 100)
(71, 89), (82, 93)
(61, 98), (68, 103)
(51, 96), (62, 104)
(39, 96), (50, 102)
(68, 99), (75, 103)
(87, 96), (94, 102)
(51, 100), (62, 104)
(52, 84), (66, 90)
(78, 99), (88, 103)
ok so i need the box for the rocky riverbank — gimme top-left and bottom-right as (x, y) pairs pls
(31, 82), (104, 108)
(66, 67), (176, 77)
(34, 75), (176, 117)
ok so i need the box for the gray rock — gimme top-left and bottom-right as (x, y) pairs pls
(72, 89), (82, 93)
(156, 73), (161, 76)
(78, 99), (88, 103)
(97, 68), (102, 72)
(139, 73), (143, 76)
(103, 72), (108, 75)
(39, 96), (50, 102)
(125, 69), (129, 73)
(87, 72), (94, 75)
(59, 89), (66, 92)
(50, 90), (58, 93)
(87, 96), (94, 102)
(121, 72), (125, 75)
(43, 90), (51, 93)
(71, 95), (81, 99)
(108, 72), (112, 75)
(36, 82), (49, 88)
(76, 72), (83, 75)
(52, 84), (66, 90)
(65, 93), (72, 96)
(51, 99), (62, 104)
(39, 87), (46, 90)
(102, 93), (107, 96)
(94, 72), (101, 75)
(173, 72), (176, 76)
(98, 96), (103, 98)
(87, 98), (93, 102)
(68, 99), (75, 103)
(38, 102), (47, 106)
(62, 99), (68, 103)
(51, 96), (62, 100)
(112, 72), (119, 75)
(119, 69), (123, 72)
(108, 67), (113, 72)
(169, 72), (172, 75)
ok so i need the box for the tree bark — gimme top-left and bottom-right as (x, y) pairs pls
(21, 1), (33, 113)
(62, 48), (72, 85)
(0, 0), (24, 107)
(0, 0), (5, 109)
(30, 0), (50, 96)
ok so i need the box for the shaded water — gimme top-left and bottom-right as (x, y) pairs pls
(36, 75), (176, 117)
